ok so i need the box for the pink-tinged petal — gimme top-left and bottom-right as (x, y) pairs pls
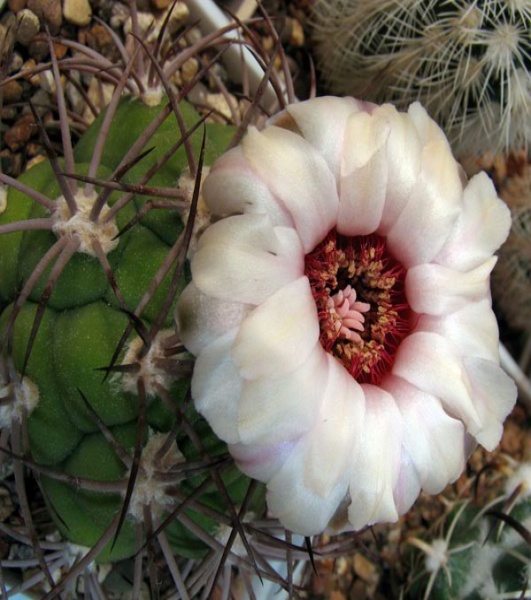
(405, 258), (496, 316)
(265, 357), (365, 535)
(202, 146), (295, 227)
(337, 111), (391, 236)
(275, 96), (366, 178)
(462, 358), (517, 451)
(414, 299), (500, 363)
(176, 282), (251, 356)
(242, 126), (339, 252)
(192, 330), (242, 445)
(232, 277), (319, 379)
(435, 172), (512, 272)
(392, 448), (421, 517)
(191, 214), (304, 305)
(347, 384), (402, 529)
(378, 106), (423, 234)
(237, 344), (328, 445)
(230, 439), (296, 482)
(392, 331), (484, 435)
(303, 357), (365, 497)
(383, 375), (466, 494)
(266, 467), (348, 536)
(385, 138), (463, 267)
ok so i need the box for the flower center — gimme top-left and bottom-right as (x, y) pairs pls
(305, 229), (412, 385)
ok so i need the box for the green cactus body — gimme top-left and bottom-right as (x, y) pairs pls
(408, 497), (531, 599)
(0, 96), (263, 562)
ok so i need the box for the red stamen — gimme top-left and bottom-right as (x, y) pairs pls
(305, 229), (413, 385)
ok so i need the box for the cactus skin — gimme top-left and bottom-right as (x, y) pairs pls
(312, 0), (531, 155)
(407, 492), (531, 599)
(0, 95), (264, 564)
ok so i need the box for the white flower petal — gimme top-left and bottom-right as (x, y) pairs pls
(179, 96), (514, 538)
(347, 384), (402, 529)
(405, 258), (496, 316)
(337, 111), (390, 235)
(407, 102), (453, 148)
(237, 344), (328, 445)
(232, 276), (319, 379)
(192, 330), (242, 444)
(415, 299), (500, 363)
(229, 439), (296, 482)
(277, 96), (367, 178)
(385, 138), (463, 266)
(202, 146), (295, 227)
(191, 214), (303, 305)
(176, 282), (251, 355)
(242, 126), (339, 252)
(383, 375), (466, 494)
(463, 358), (517, 451)
(378, 106), (423, 234)
(266, 357), (365, 535)
(392, 448), (421, 517)
(392, 331), (484, 435)
(435, 172), (512, 272)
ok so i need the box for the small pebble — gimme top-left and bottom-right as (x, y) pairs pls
(0, 148), (23, 177)
(83, 23), (121, 62)
(180, 57), (199, 84)
(38, 67), (58, 94)
(9, 51), (24, 73)
(1, 106), (18, 120)
(150, 0), (170, 10)
(28, 34), (50, 61)
(63, 0), (91, 26)
(8, 0), (26, 12)
(0, 487), (15, 522)
(27, 0), (62, 34)
(1, 79), (23, 103)
(15, 8), (40, 45)
(19, 57), (39, 84)
(4, 113), (37, 152)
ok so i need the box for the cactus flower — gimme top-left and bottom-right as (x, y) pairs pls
(176, 96), (517, 536)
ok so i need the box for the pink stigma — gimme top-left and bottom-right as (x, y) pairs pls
(327, 286), (371, 343)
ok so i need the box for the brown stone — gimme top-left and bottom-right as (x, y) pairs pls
(150, 0), (170, 10)
(27, 34), (49, 61)
(27, 0), (62, 34)
(8, 0), (27, 13)
(52, 39), (67, 59)
(15, 8), (40, 45)
(0, 148), (23, 177)
(0, 106), (18, 121)
(0, 79), (23, 103)
(4, 113), (37, 152)
(84, 23), (121, 62)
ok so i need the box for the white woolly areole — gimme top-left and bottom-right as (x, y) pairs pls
(0, 375), (39, 427)
(141, 85), (164, 107)
(424, 538), (450, 573)
(504, 462), (531, 498)
(118, 330), (175, 397)
(51, 190), (119, 256)
(127, 431), (184, 520)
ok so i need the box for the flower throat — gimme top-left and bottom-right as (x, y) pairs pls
(305, 229), (412, 385)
